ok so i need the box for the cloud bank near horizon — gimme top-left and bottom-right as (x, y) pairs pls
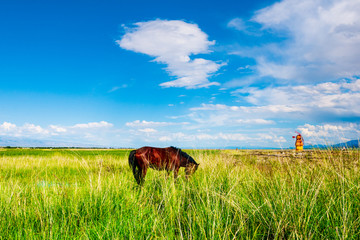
(0, 121), (115, 146)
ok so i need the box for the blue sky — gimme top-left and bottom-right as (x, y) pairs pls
(1, 0), (360, 148)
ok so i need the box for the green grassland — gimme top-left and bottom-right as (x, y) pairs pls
(0, 148), (359, 239)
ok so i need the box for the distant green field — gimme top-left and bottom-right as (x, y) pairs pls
(0, 148), (359, 239)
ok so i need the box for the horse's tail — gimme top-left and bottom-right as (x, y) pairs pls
(128, 150), (143, 185)
(128, 150), (136, 169)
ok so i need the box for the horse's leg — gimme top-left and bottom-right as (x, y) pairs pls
(135, 165), (142, 185)
(139, 166), (148, 185)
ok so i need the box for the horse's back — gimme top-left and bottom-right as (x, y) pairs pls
(136, 146), (173, 156)
(134, 146), (176, 169)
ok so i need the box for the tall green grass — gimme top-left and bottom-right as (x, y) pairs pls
(0, 148), (359, 239)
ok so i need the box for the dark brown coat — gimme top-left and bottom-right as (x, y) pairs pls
(128, 146), (199, 185)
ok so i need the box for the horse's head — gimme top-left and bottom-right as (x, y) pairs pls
(185, 162), (199, 177)
(178, 149), (199, 178)
(170, 146), (199, 178)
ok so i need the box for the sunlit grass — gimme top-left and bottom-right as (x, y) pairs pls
(0, 148), (359, 239)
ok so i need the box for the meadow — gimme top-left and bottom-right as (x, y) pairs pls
(0, 148), (359, 239)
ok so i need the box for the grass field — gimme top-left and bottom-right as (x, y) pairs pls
(0, 148), (359, 239)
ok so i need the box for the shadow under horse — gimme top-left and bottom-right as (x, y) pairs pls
(128, 146), (199, 185)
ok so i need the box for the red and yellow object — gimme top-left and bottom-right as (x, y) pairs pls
(292, 132), (304, 151)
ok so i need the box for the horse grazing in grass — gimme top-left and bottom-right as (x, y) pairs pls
(128, 146), (199, 185)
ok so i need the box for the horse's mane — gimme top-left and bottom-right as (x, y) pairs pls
(170, 146), (198, 165)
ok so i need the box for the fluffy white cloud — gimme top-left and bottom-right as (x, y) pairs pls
(0, 122), (16, 132)
(236, 78), (360, 118)
(298, 123), (360, 144)
(117, 19), (224, 88)
(188, 78), (360, 139)
(0, 122), (49, 137)
(22, 123), (50, 135)
(231, 0), (360, 82)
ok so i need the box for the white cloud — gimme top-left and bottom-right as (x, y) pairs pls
(230, 0), (360, 83)
(0, 121), (290, 148)
(189, 111), (277, 127)
(152, 131), (290, 148)
(190, 104), (240, 111)
(299, 123), (360, 137)
(138, 128), (157, 133)
(22, 123), (50, 135)
(125, 120), (188, 128)
(188, 78), (360, 137)
(298, 123), (360, 144)
(195, 133), (218, 140)
(191, 103), (305, 114)
(49, 125), (67, 133)
(218, 133), (249, 141)
(0, 122), (16, 132)
(0, 121), (114, 141)
(157, 132), (250, 142)
(227, 18), (261, 36)
(235, 78), (360, 118)
(227, 18), (247, 31)
(0, 122), (49, 137)
(71, 121), (113, 129)
(274, 136), (287, 143)
(117, 19), (224, 89)
(159, 136), (172, 142)
(256, 59), (298, 80)
(236, 119), (275, 125)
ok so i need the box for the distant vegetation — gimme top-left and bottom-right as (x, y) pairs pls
(0, 148), (359, 239)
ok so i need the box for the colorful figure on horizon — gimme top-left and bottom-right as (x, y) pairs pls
(292, 131), (304, 151)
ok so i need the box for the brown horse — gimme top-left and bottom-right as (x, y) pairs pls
(128, 146), (199, 185)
